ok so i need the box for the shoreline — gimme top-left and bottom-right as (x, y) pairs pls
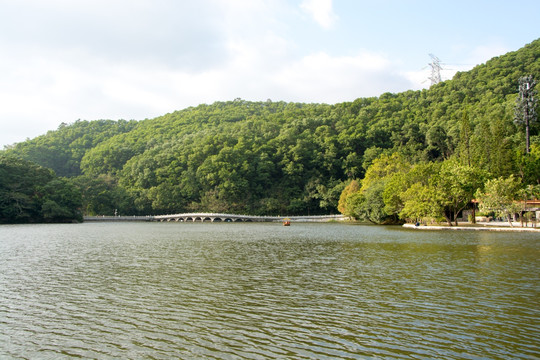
(403, 223), (540, 232)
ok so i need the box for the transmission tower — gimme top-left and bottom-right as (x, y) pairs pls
(428, 54), (442, 86)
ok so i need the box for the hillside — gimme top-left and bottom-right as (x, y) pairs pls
(3, 39), (539, 217)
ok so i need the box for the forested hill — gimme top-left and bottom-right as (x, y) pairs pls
(3, 38), (539, 217)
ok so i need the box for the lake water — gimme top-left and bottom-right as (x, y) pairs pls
(0, 222), (538, 359)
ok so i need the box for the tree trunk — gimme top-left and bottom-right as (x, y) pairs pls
(444, 210), (452, 226)
(507, 213), (514, 228)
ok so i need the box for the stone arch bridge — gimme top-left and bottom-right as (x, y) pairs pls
(84, 213), (346, 223)
(154, 213), (345, 222)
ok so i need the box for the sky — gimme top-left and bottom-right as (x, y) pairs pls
(1, 0), (539, 148)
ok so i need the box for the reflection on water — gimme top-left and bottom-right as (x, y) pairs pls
(0, 222), (538, 359)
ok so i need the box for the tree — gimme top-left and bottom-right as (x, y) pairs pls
(515, 143), (540, 185)
(338, 179), (360, 216)
(384, 162), (438, 222)
(0, 155), (82, 223)
(471, 111), (516, 178)
(514, 75), (537, 153)
(40, 178), (83, 222)
(457, 108), (472, 166)
(434, 159), (486, 225)
(342, 191), (364, 220)
(356, 181), (388, 223)
(354, 153), (410, 223)
(73, 174), (132, 216)
(399, 182), (441, 224)
(0, 155), (53, 222)
(475, 175), (522, 227)
(425, 125), (451, 160)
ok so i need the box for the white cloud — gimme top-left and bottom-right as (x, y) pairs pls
(273, 51), (413, 102)
(300, 0), (338, 29)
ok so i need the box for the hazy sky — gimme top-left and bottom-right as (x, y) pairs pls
(1, 0), (539, 148)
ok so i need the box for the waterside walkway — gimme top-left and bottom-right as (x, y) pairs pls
(403, 222), (540, 232)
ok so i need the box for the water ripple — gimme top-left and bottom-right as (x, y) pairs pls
(0, 223), (539, 359)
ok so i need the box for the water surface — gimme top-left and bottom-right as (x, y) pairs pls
(0, 222), (538, 359)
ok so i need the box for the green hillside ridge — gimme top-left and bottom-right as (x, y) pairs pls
(2, 38), (539, 221)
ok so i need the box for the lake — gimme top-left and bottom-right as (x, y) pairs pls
(0, 222), (538, 359)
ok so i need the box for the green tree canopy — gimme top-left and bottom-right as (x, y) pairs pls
(0, 155), (82, 223)
(475, 175), (522, 227)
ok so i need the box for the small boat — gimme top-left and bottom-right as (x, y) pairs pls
(283, 218), (290, 226)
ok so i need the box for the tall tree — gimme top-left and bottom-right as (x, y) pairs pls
(458, 109), (472, 166)
(338, 179), (360, 216)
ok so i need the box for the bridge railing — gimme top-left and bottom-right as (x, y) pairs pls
(84, 216), (154, 221)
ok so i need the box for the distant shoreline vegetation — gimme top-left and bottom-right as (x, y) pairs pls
(1, 39), (539, 224)
(0, 155), (82, 224)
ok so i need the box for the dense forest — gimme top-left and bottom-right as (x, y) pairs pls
(0, 155), (82, 223)
(2, 39), (539, 223)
